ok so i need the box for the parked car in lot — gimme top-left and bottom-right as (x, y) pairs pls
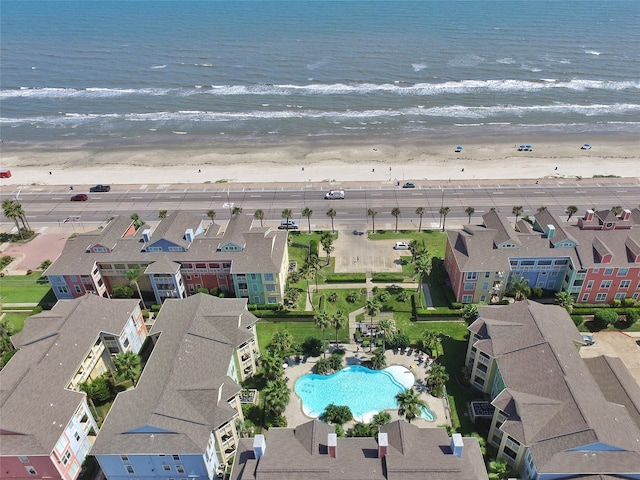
(278, 220), (299, 230)
(402, 182), (416, 188)
(324, 190), (345, 199)
(70, 194), (88, 201)
(89, 184), (111, 192)
(581, 334), (595, 345)
(353, 230), (365, 236)
(393, 241), (410, 250)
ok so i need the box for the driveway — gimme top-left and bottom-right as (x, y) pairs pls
(332, 230), (413, 273)
(1, 226), (70, 274)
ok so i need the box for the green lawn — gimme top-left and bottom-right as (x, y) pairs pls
(2, 313), (29, 333)
(0, 271), (55, 305)
(369, 229), (448, 258)
(257, 320), (327, 351)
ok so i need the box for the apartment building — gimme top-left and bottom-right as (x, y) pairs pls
(92, 293), (261, 480)
(45, 212), (289, 306)
(465, 301), (640, 478)
(445, 208), (640, 303)
(0, 296), (147, 480)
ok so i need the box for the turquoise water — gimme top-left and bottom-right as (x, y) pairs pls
(294, 365), (434, 422)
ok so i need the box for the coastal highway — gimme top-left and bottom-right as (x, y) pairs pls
(2, 180), (639, 231)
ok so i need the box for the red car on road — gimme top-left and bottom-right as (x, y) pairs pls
(70, 194), (88, 201)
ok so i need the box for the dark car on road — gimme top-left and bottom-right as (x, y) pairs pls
(70, 194), (88, 201)
(402, 182), (416, 188)
(89, 184), (111, 192)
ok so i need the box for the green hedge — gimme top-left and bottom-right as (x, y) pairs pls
(324, 273), (367, 283)
(247, 303), (281, 311)
(415, 310), (463, 320)
(572, 307), (640, 316)
(253, 310), (316, 320)
(371, 273), (405, 283)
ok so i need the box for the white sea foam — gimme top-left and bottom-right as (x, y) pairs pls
(412, 63), (427, 72)
(585, 50), (602, 55)
(151, 64), (167, 69)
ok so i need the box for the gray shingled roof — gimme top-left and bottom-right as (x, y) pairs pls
(448, 209), (640, 273)
(471, 301), (640, 475)
(230, 420), (488, 480)
(46, 214), (287, 277)
(482, 210), (522, 247)
(0, 296), (140, 456)
(91, 294), (259, 456)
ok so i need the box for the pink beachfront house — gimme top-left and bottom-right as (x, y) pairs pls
(445, 208), (640, 304)
(0, 296), (147, 480)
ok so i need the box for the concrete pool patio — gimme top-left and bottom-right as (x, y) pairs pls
(282, 342), (449, 428)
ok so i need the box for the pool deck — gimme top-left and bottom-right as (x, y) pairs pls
(283, 342), (449, 429)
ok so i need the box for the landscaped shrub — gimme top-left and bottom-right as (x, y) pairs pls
(372, 273), (405, 283)
(451, 302), (463, 310)
(531, 286), (543, 298)
(30, 306), (43, 315)
(623, 298), (637, 307)
(346, 291), (360, 303)
(302, 337), (323, 357)
(389, 333), (410, 350)
(378, 291), (390, 302)
(571, 315), (584, 327)
(625, 309), (639, 326)
(328, 292), (338, 302)
(151, 304), (162, 312)
(325, 273), (366, 283)
(328, 353), (343, 371)
(315, 358), (331, 374)
(593, 309), (618, 329)
(612, 298), (622, 308)
(320, 404), (353, 425)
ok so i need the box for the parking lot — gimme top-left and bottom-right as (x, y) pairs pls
(579, 330), (640, 384)
(331, 230), (412, 273)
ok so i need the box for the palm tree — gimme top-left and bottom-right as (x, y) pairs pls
(125, 267), (146, 309)
(439, 206), (450, 232)
(206, 209), (216, 224)
(114, 351), (141, 386)
(253, 209), (265, 227)
(395, 389), (426, 423)
(130, 213), (143, 230)
(391, 207), (401, 232)
(270, 330), (294, 356)
(487, 459), (515, 480)
(555, 291), (574, 313)
(302, 207), (313, 233)
(365, 298), (381, 352)
(232, 206), (243, 217)
(611, 205), (623, 216)
(306, 253), (322, 294)
(281, 208), (293, 230)
(426, 363), (449, 397)
(565, 205), (578, 220)
(314, 311), (331, 358)
(421, 330), (441, 358)
(330, 311), (346, 348)
(512, 206), (523, 224)
(377, 318), (393, 352)
(415, 207), (425, 232)
(259, 350), (285, 380)
(2, 199), (23, 240)
(371, 350), (386, 370)
(537, 206), (547, 213)
(326, 208), (337, 233)
(263, 378), (290, 418)
(465, 206), (475, 224)
(12, 202), (31, 232)
(511, 276), (530, 301)
(367, 208), (378, 234)
(414, 251), (433, 307)
(158, 210), (168, 219)
(320, 232), (334, 265)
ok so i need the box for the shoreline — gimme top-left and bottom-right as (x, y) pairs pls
(1, 133), (639, 187)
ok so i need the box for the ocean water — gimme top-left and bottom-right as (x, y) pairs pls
(1, 0), (639, 145)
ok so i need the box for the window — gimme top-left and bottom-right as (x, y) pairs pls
(615, 293), (626, 300)
(482, 282), (489, 290)
(604, 268), (614, 276)
(172, 455), (180, 461)
(618, 268), (629, 276)
(485, 272), (491, 278)
(126, 465), (135, 474)
(121, 455), (129, 462)
(19, 456), (29, 463)
(462, 294), (473, 303)
(466, 272), (478, 280)
(595, 293), (607, 302)
(537, 260), (552, 266)
(163, 465), (172, 471)
(57, 286), (69, 294)
(463, 282), (475, 291)
(74, 285), (82, 293)
(61, 450), (71, 465)
(600, 280), (612, 289)
(586, 280), (594, 290)
(266, 284), (276, 292)
(582, 293), (589, 302)
(74, 431), (81, 441)
(620, 280), (631, 289)
(177, 465), (185, 473)
(250, 274), (257, 280)
(26, 467), (37, 476)
(521, 260), (535, 266)
(264, 273), (274, 281)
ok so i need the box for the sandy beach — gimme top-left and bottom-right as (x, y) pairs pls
(1, 134), (639, 187)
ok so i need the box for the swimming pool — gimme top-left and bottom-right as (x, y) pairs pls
(294, 365), (434, 422)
